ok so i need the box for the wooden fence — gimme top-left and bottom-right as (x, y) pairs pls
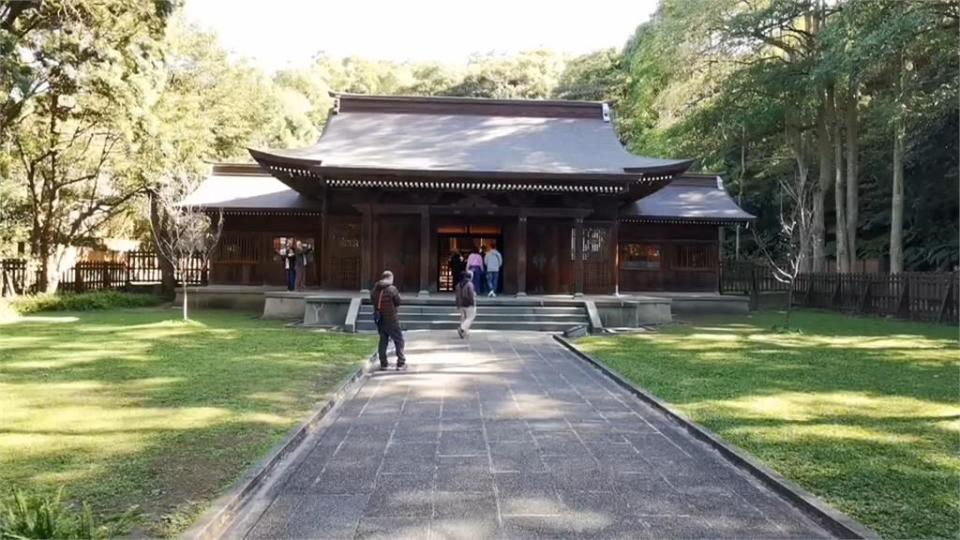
(1, 251), (207, 294)
(720, 262), (959, 323)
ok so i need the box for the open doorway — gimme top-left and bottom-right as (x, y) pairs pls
(437, 224), (503, 292)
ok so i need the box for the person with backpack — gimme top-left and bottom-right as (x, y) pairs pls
(370, 270), (406, 370)
(454, 270), (477, 339)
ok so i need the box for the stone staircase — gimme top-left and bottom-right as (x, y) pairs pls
(355, 298), (591, 333)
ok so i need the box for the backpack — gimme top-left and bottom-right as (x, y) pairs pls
(373, 289), (384, 325)
(455, 280), (474, 306)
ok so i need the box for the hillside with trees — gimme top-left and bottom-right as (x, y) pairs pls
(606, 0), (959, 272)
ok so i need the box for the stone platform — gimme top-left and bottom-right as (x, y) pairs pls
(175, 286), (748, 332)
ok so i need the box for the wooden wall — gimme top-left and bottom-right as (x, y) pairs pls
(212, 214), (322, 287)
(618, 223), (720, 292)
(211, 212), (723, 294)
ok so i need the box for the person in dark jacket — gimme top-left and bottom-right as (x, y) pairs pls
(294, 240), (313, 290)
(448, 250), (464, 287)
(454, 270), (477, 339)
(371, 270), (406, 370)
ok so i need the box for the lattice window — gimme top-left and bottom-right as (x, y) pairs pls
(213, 232), (261, 263)
(570, 227), (607, 261)
(327, 220), (361, 290)
(675, 244), (711, 269)
(621, 243), (661, 270)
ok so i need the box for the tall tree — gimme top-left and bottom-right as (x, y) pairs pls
(4, 0), (173, 291)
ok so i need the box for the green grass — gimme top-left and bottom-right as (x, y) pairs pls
(578, 310), (959, 539)
(0, 308), (374, 536)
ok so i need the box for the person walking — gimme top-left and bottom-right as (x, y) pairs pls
(483, 242), (503, 297)
(278, 239), (297, 291)
(466, 247), (484, 295)
(294, 240), (313, 290)
(371, 270), (406, 370)
(454, 270), (477, 339)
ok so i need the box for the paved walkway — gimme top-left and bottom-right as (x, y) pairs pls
(236, 332), (831, 539)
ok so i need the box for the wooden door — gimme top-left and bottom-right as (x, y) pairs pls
(325, 217), (361, 290)
(582, 225), (613, 294)
(376, 215), (420, 292)
(527, 219), (573, 294)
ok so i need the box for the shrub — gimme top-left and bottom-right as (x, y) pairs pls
(10, 291), (164, 315)
(0, 488), (138, 539)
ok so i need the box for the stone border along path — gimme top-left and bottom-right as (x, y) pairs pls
(230, 331), (833, 539)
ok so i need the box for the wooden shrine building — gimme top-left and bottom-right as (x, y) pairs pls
(185, 94), (754, 295)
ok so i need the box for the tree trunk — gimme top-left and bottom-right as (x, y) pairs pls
(890, 116), (905, 274)
(845, 88), (859, 271)
(890, 57), (906, 274)
(181, 263), (189, 321)
(812, 90), (833, 273)
(735, 137), (746, 261)
(149, 190), (176, 298)
(784, 283), (795, 329)
(833, 91), (849, 274)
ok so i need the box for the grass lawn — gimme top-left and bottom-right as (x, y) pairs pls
(0, 308), (374, 536)
(577, 310), (959, 539)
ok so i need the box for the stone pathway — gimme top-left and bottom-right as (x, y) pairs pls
(236, 331), (831, 539)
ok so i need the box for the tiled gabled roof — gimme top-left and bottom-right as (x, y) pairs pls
(620, 175), (755, 224)
(249, 94), (693, 182)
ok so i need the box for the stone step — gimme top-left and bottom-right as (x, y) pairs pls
(357, 306), (586, 316)
(359, 312), (589, 322)
(355, 320), (588, 332)
(358, 298), (586, 308)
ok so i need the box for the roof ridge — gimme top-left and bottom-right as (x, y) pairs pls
(211, 162), (269, 176)
(334, 93), (605, 119)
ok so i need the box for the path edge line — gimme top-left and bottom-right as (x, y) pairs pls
(553, 334), (879, 540)
(183, 351), (379, 540)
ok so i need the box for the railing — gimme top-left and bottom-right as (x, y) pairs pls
(0, 251), (207, 294)
(1, 258), (28, 295)
(720, 262), (959, 323)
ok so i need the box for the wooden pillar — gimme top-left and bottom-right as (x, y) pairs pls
(418, 207), (430, 296)
(516, 215), (527, 296)
(319, 185), (327, 289)
(717, 226), (725, 293)
(611, 220), (620, 296)
(360, 206), (372, 292)
(574, 217), (584, 296)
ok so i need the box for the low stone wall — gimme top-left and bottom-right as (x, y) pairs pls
(174, 286), (267, 312)
(594, 299), (672, 328)
(303, 296), (352, 328)
(262, 292), (307, 319)
(671, 295), (750, 317)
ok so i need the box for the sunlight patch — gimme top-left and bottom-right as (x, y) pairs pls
(685, 391), (960, 423)
(729, 423), (924, 445)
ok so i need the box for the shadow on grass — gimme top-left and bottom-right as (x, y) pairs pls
(578, 309), (960, 539)
(0, 308), (374, 536)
